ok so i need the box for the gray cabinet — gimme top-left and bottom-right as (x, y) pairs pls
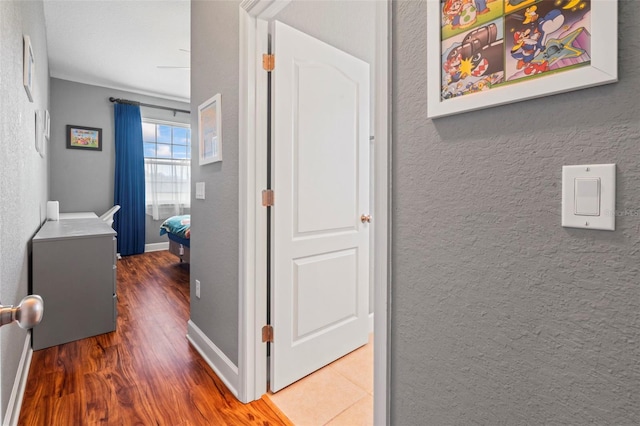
(32, 218), (117, 350)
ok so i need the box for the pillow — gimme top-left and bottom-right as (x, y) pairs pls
(159, 215), (191, 239)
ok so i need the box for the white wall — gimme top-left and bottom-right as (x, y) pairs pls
(0, 0), (50, 420)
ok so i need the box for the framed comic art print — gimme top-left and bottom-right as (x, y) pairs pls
(427, 0), (617, 118)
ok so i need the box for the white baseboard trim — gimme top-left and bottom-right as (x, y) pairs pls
(369, 312), (374, 334)
(186, 320), (239, 398)
(3, 333), (32, 426)
(145, 242), (169, 252)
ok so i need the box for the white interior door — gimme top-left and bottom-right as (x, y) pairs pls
(270, 21), (370, 392)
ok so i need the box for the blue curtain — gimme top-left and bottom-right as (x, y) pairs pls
(113, 104), (145, 256)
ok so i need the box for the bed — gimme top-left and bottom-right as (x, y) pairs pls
(159, 215), (191, 263)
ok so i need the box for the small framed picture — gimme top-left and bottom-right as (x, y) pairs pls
(67, 125), (102, 151)
(23, 35), (34, 102)
(198, 94), (222, 165)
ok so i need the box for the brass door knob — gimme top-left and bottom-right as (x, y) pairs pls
(361, 214), (371, 223)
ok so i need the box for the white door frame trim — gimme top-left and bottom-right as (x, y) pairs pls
(237, 1), (391, 424)
(373, 2), (391, 423)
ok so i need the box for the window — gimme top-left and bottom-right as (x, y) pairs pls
(143, 120), (191, 220)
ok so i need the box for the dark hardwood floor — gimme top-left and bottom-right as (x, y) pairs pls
(19, 250), (291, 425)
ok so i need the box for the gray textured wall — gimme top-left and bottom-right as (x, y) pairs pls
(189, 0), (376, 367)
(0, 0), (49, 419)
(392, 1), (640, 424)
(49, 78), (190, 245)
(190, 0), (241, 364)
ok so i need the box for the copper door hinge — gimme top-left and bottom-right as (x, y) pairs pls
(262, 325), (274, 342)
(262, 189), (274, 207)
(262, 54), (275, 71)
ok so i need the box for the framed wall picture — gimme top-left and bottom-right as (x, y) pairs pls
(198, 94), (222, 165)
(23, 35), (35, 102)
(427, 0), (617, 118)
(67, 125), (102, 151)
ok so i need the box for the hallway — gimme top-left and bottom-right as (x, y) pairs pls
(19, 251), (291, 425)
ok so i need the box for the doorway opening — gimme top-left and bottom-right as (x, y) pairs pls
(238, 1), (390, 425)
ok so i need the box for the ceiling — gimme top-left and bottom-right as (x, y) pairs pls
(43, 0), (190, 103)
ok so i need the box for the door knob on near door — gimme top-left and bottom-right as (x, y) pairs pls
(361, 214), (372, 223)
(0, 295), (44, 329)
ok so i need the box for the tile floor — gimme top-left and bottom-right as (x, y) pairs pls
(267, 334), (373, 426)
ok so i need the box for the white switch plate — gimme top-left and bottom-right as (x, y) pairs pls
(195, 182), (205, 200)
(562, 164), (615, 231)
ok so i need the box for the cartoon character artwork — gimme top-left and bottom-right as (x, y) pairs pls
(505, 0), (591, 82)
(457, 1), (478, 29)
(437, 0), (593, 104)
(509, 7), (564, 75)
(441, 0), (504, 40)
(504, 0), (537, 15)
(443, 0), (465, 29)
(440, 21), (505, 100)
(443, 47), (464, 83)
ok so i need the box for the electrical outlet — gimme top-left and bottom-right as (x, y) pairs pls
(195, 279), (201, 299)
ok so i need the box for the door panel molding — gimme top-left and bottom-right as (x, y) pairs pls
(293, 248), (359, 340)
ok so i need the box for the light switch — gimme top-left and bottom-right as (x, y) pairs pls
(562, 164), (615, 231)
(195, 182), (205, 200)
(574, 178), (600, 216)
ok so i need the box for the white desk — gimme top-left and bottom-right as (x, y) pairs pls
(32, 218), (117, 350)
(58, 212), (98, 219)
